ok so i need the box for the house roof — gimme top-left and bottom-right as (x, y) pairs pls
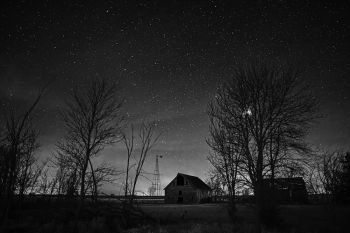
(164, 173), (211, 190)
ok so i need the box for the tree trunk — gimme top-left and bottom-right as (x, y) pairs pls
(80, 165), (86, 200)
(88, 158), (97, 201)
(255, 146), (264, 233)
(254, 184), (263, 233)
(228, 182), (237, 220)
(2, 149), (17, 224)
(125, 155), (130, 197)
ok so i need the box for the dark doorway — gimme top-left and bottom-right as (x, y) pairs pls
(177, 190), (183, 203)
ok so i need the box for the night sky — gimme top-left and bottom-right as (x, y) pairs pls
(1, 1), (350, 194)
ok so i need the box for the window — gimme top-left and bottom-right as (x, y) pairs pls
(179, 190), (182, 195)
(185, 180), (189, 185)
(177, 175), (184, 186)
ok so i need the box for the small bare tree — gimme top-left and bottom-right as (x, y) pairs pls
(0, 84), (48, 221)
(85, 162), (121, 197)
(306, 150), (346, 203)
(122, 121), (161, 206)
(16, 132), (41, 197)
(53, 150), (81, 196)
(207, 119), (242, 218)
(205, 170), (225, 202)
(122, 125), (134, 197)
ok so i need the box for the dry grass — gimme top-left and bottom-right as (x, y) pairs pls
(1, 199), (349, 233)
(136, 204), (350, 233)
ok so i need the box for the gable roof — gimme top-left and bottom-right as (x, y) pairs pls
(164, 173), (211, 190)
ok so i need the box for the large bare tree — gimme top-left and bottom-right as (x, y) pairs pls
(208, 59), (318, 231)
(56, 78), (124, 201)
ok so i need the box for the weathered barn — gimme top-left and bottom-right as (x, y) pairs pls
(164, 173), (211, 204)
(263, 177), (308, 204)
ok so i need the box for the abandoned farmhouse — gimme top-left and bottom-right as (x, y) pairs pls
(164, 173), (211, 204)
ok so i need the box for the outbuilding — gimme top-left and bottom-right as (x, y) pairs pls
(164, 173), (211, 204)
(263, 177), (308, 204)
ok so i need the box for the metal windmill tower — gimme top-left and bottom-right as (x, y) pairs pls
(152, 155), (163, 196)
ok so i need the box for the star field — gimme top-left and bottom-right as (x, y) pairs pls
(1, 1), (349, 193)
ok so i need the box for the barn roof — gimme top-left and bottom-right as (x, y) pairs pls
(164, 173), (211, 190)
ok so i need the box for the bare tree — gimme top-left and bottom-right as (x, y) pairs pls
(122, 121), (161, 206)
(322, 151), (344, 200)
(36, 163), (51, 194)
(1, 100), (41, 198)
(53, 150), (81, 197)
(0, 84), (48, 221)
(208, 59), (318, 231)
(305, 165), (324, 196)
(0, 145), (9, 195)
(306, 150), (346, 203)
(85, 162), (121, 198)
(206, 118), (242, 218)
(16, 132), (42, 197)
(122, 125), (134, 197)
(56, 78), (124, 201)
(205, 169), (225, 202)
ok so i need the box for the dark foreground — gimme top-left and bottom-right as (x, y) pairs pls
(142, 204), (350, 233)
(1, 198), (349, 233)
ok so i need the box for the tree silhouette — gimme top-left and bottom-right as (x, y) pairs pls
(208, 59), (318, 231)
(122, 121), (161, 205)
(0, 83), (49, 221)
(56, 78), (124, 201)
